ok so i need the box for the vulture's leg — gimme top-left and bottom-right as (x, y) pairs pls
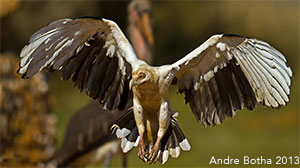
(148, 136), (161, 163)
(103, 152), (112, 168)
(149, 102), (170, 163)
(138, 132), (147, 161)
(133, 98), (147, 161)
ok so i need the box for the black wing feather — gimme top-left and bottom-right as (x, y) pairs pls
(18, 18), (136, 111)
(172, 34), (292, 126)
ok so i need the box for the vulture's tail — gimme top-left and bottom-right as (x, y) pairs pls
(111, 109), (191, 164)
(111, 107), (139, 153)
(157, 116), (191, 164)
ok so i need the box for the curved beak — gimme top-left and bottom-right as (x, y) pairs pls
(139, 12), (154, 46)
(129, 79), (138, 90)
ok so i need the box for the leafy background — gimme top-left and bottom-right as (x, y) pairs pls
(1, 1), (299, 167)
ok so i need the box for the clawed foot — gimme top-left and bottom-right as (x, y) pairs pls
(138, 143), (159, 164)
(148, 144), (159, 164)
(138, 138), (148, 162)
(137, 136), (162, 164)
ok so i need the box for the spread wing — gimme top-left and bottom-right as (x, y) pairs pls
(18, 17), (146, 110)
(168, 34), (292, 126)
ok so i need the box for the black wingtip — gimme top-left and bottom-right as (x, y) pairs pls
(16, 69), (28, 79)
(21, 74), (29, 79)
(223, 34), (244, 37)
(78, 16), (103, 21)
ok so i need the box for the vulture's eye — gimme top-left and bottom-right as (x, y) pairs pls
(138, 72), (146, 80)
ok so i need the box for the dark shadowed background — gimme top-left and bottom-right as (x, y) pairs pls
(1, 1), (299, 167)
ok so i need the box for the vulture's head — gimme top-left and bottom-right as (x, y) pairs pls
(130, 67), (157, 90)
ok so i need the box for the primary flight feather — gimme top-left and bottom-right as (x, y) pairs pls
(18, 17), (292, 164)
